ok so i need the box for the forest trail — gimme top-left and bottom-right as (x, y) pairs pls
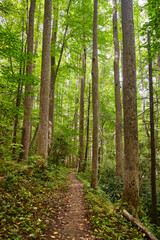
(45, 169), (95, 240)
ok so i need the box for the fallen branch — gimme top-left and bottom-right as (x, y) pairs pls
(123, 209), (158, 240)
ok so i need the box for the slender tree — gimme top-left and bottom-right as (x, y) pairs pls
(121, 0), (140, 215)
(83, 83), (91, 171)
(37, 0), (52, 164)
(91, 0), (99, 189)
(148, 31), (158, 224)
(49, 2), (58, 148)
(112, 0), (123, 176)
(49, 0), (71, 144)
(78, 36), (86, 172)
(72, 74), (79, 168)
(20, 0), (36, 161)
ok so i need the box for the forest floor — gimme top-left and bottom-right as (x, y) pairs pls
(44, 169), (95, 240)
(1, 159), (154, 239)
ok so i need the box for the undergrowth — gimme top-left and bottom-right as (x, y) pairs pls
(0, 158), (70, 240)
(77, 172), (149, 240)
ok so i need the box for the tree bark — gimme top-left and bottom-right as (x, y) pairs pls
(137, 23), (150, 154)
(84, 83), (91, 171)
(121, 0), (140, 216)
(20, 0), (36, 162)
(148, 31), (158, 224)
(78, 37), (86, 172)
(112, 0), (123, 176)
(49, 2), (58, 148)
(37, 0), (52, 164)
(72, 75), (79, 168)
(91, 0), (99, 189)
(12, 18), (25, 157)
(49, 0), (72, 146)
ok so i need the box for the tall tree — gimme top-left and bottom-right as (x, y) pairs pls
(49, 0), (71, 145)
(72, 74), (79, 168)
(78, 35), (86, 172)
(20, 0), (36, 161)
(121, 0), (140, 215)
(12, 20), (25, 158)
(49, 1), (58, 148)
(84, 83), (91, 171)
(91, 0), (99, 189)
(112, 0), (123, 176)
(148, 31), (158, 224)
(37, 0), (52, 164)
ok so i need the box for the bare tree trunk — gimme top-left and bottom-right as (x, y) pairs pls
(72, 75), (79, 168)
(20, 0), (36, 162)
(29, 123), (39, 150)
(148, 31), (158, 224)
(91, 0), (99, 189)
(12, 83), (23, 157)
(78, 37), (86, 172)
(155, 52), (160, 156)
(30, 4), (41, 145)
(121, 0), (140, 216)
(83, 83), (91, 171)
(12, 17), (25, 158)
(37, 0), (52, 165)
(49, 0), (72, 144)
(112, 0), (123, 176)
(137, 23), (150, 154)
(49, 2), (58, 148)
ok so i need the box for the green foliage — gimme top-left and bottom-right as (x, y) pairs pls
(99, 167), (123, 203)
(49, 128), (75, 165)
(0, 159), (70, 239)
(77, 173), (147, 240)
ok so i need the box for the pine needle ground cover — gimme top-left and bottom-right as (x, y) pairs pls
(0, 159), (70, 240)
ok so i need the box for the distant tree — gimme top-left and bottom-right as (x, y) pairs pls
(121, 0), (140, 215)
(84, 83), (91, 171)
(20, 0), (36, 162)
(91, 0), (99, 189)
(49, 1), (58, 148)
(37, 0), (52, 165)
(148, 31), (158, 224)
(112, 0), (123, 176)
(49, 0), (71, 145)
(78, 35), (86, 172)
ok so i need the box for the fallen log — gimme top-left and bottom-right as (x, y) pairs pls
(123, 209), (158, 240)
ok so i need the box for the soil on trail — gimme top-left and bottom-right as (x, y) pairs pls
(45, 169), (94, 240)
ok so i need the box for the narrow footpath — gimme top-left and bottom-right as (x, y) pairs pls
(45, 170), (95, 240)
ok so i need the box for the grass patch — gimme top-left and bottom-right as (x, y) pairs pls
(0, 159), (70, 240)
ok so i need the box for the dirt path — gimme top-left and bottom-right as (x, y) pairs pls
(45, 169), (95, 240)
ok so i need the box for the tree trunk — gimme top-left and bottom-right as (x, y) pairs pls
(91, 0), (99, 189)
(121, 0), (140, 216)
(72, 75), (79, 168)
(37, 0), (52, 165)
(148, 31), (158, 224)
(137, 23), (150, 154)
(20, 0), (36, 162)
(78, 37), (86, 172)
(49, 2), (58, 148)
(112, 0), (123, 176)
(12, 17), (25, 158)
(84, 83), (91, 171)
(12, 83), (23, 158)
(49, 0), (71, 144)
